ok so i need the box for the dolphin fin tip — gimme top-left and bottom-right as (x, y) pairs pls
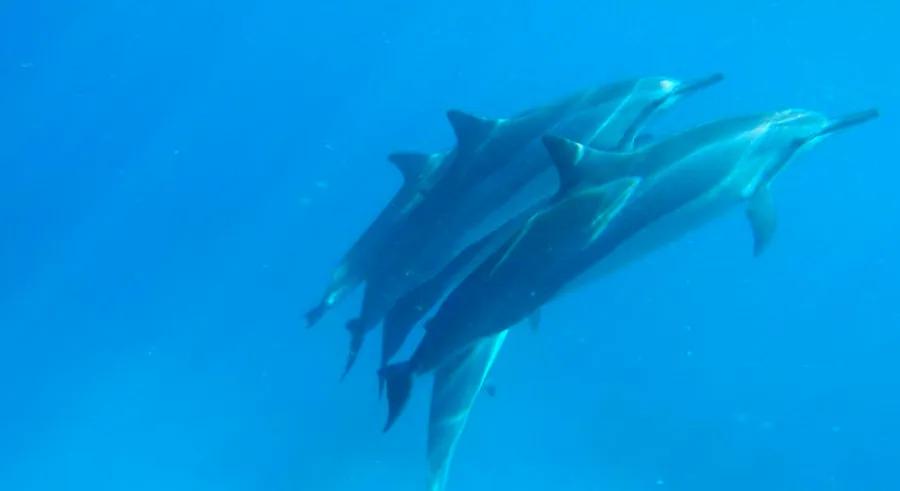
(380, 361), (414, 432)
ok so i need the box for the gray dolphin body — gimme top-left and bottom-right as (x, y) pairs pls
(380, 106), (878, 432)
(345, 75), (724, 376)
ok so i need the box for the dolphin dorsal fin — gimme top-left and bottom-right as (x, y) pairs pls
(542, 135), (585, 192)
(447, 110), (497, 152)
(388, 152), (431, 183)
(543, 135), (640, 194)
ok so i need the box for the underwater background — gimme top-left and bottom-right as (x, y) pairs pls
(2, 1), (898, 490)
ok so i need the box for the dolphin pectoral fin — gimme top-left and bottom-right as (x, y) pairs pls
(528, 309), (541, 332)
(446, 110), (497, 152)
(388, 152), (432, 184)
(382, 299), (423, 369)
(746, 187), (777, 257)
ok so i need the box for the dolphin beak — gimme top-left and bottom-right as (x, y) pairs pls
(673, 72), (725, 97)
(818, 108), (880, 137)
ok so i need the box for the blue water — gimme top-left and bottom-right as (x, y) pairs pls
(2, 1), (898, 490)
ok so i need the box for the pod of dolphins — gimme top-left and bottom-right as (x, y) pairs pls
(306, 72), (878, 490)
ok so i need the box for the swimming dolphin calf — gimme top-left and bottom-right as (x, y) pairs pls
(347, 74), (724, 376)
(380, 106), (878, 431)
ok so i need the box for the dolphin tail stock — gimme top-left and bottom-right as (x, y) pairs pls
(381, 293), (430, 370)
(380, 361), (415, 432)
(340, 318), (368, 380)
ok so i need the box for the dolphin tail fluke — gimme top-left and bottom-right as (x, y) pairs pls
(340, 319), (367, 380)
(380, 361), (414, 432)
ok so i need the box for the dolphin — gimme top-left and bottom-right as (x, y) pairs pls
(379, 106), (878, 431)
(344, 74), (724, 376)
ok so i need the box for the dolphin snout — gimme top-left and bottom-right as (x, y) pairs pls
(673, 72), (725, 97)
(820, 108), (880, 136)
